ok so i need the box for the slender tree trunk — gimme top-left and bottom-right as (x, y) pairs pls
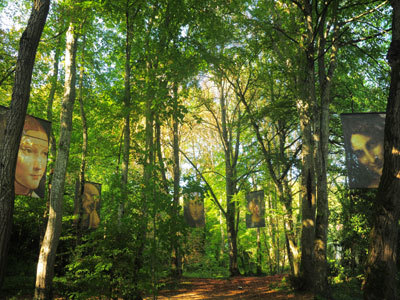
(256, 227), (262, 274)
(313, 1), (338, 293)
(42, 35), (61, 244)
(133, 87), (154, 298)
(219, 210), (225, 260)
(268, 190), (278, 274)
(274, 181), (300, 277)
(220, 84), (239, 276)
(155, 115), (169, 192)
(35, 22), (78, 299)
(298, 50), (316, 291)
(0, 0), (49, 287)
(119, 0), (132, 220)
(75, 33), (88, 236)
(363, 2), (400, 299)
(46, 36), (61, 163)
(171, 84), (182, 277)
(282, 202), (300, 276)
(239, 84), (300, 277)
(296, 1), (317, 290)
(273, 194), (280, 274)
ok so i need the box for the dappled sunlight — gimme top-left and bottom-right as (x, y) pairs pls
(146, 275), (314, 300)
(302, 219), (314, 227)
(392, 147), (400, 155)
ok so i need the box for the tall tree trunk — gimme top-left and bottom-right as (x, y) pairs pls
(42, 35), (61, 244)
(133, 87), (154, 298)
(363, 2), (400, 299)
(46, 36), (61, 164)
(313, 1), (339, 294)
(239, 85), (300, 278)
(119, 0), (133, 220)
(171, 84), (182, 277)
(256, 228), (262, 274)
(295, 1), (319, 291)
(220, 83), (239, 276)
(0, 0), (49, 286)
(75, 33), (88, 236)
(281, 192), (300, 277)
(267, 191), (277, 273)
(298, 46), (316, 293)
(219, 210), (225, 260)
(35, 22), (78, 299)
(155, 114), (169, 192)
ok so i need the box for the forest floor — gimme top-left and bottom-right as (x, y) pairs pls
(146, 274), (314, 300)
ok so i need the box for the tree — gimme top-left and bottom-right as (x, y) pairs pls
(196, 75), (248, 276)
(363, 2), (400, 299)
(74, 28), (89, 235)
(119, 0), (137, 220)
(35, 20), (79, 299)
(171, 83), (182, 276)
(219, 46), (302, 277)
(0, 0), (50, 287)
(264, 1), (387, 294)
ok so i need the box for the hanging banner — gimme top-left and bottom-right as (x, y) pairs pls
(81, 181), (101, 229)
(246, 190), (265, 228)
(184, 191), (205, 228)
(341, 113), (385, 188)
(0, 106), (51, 198)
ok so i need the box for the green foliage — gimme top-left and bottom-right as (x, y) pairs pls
(182, 174), (208, 200)
(56, 219), (151, 299)
(0, 195), (47, 298)
(329, 278), (363, 300)
(0, 0), (395, 298)
(329, 189), (375, 279)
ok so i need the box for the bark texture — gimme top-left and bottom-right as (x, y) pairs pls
(0, 0), (49, 286)
(35, 22), (78, 299)
(363, 2), (400, 299)
(313, 0), (339, 294)
(172, 84), (182, 276)
(75, 34), (88, 234)
(298, 39), (316, 292)
(219, 82), (240, 276)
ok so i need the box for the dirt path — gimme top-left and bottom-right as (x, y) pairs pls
(147, 275), (314, 300)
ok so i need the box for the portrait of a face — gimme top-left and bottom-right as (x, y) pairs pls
(0, 107), (51, 198)
(184, 192), (205, 228)
(82, 182), (101, 229)
(341, 113), (385, 188)
(246, 190), (265, 228)
(350, 133), (383, 176)
(15, 117), (49, 197)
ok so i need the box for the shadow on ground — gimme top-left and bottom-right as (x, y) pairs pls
(146, 274), (314, 300)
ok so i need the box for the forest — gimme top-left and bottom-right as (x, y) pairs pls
(0, 0), (399, 299)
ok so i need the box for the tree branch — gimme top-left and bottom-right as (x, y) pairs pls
(178, 146), (227, 217)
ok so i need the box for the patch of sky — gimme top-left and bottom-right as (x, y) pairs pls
(0, 1), (29, 31)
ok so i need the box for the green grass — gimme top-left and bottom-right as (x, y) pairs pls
(183, 269), (229, 279)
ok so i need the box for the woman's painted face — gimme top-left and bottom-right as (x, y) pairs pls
(188, 196), (203, 221)
(15, 130), (48, 190)
(351, 133), (383, 175)
(249, 200), (260, 217)
(83, 183), (100, 209)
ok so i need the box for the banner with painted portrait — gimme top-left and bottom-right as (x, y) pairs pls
(81, 181), (101, 230)
(341, 113), (385, 189)
(184, 191), (205, 228)
(246, 190), (265, 228)
(0, 106), (51, 198)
